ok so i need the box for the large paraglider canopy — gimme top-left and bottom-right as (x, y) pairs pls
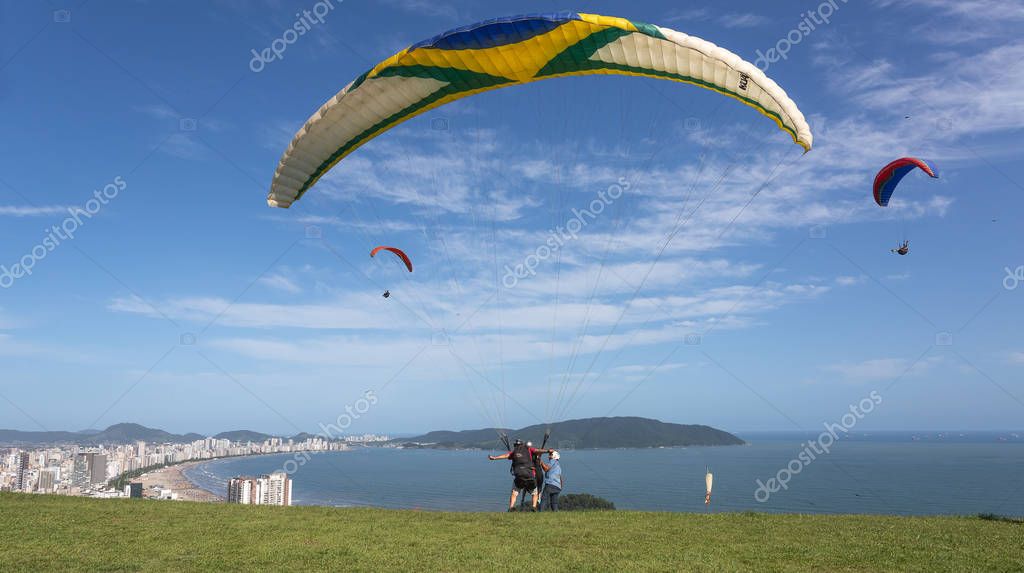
(266, 12), (816, 458)
(370, 246), (413, 272)
(873, 157), (939, 207)
(267, 12), (814, 208)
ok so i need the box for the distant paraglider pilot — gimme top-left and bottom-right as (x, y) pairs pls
(891, 240), (910, 256)
(371, 246), (410, 300)
(488, 439), (551, 511)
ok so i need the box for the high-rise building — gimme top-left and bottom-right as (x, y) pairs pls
(73, 453), (93, 487)
(37, 469), (56, 493)
(227, 477), (254, 504)
(261, 472), (292, 506)
(125, 482), (143, 499)
(15, 452), (29, 491)
(90, 454), (108, 485)
(226, 473), (292, 506)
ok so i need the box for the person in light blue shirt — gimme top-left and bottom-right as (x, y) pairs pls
(539, 450), (563, 511)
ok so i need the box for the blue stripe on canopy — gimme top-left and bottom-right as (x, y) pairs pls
(878, 165), (917, 206)
(876, 158), (939, 206)
(410, 12), (580, 51)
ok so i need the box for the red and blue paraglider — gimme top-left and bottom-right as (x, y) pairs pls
(873, 157), (939, 207)
(873, 157), (940, 256)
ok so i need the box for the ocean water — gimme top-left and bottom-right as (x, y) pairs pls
(183, 433), (1024, 515)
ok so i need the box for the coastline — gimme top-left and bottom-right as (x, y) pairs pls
(169, 451), (320, 500)
(137, 460), (223, 502)
(126, 445), (1024, 514)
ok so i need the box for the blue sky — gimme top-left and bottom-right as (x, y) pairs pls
(1, 0), (1022, 436)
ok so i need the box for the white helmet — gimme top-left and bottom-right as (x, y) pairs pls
(550, 451), (560, 460)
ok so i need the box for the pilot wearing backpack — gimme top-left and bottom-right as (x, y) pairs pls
(488, 438), (552, 511)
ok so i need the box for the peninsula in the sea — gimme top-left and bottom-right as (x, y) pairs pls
(394, 416), (745, 449)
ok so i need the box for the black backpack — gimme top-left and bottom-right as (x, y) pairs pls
(509, 443), (534, 479)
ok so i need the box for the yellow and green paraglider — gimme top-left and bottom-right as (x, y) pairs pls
(267, 12), (813, 208)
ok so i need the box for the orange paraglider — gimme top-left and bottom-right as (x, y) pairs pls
(370, 246), (413, 272)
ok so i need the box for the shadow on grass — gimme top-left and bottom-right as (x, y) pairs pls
(978, 513), (1024, 524)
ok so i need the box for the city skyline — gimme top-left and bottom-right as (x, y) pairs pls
(1, 429), (390, 497)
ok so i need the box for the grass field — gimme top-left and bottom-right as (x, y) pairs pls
(2, 493), (1022, 572)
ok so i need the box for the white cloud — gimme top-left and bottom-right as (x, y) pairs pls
(209, 334), (432, 367)
(825, 356), (942, 382)
(0, 205), (69, 217)
(719, 13), (771, 29)
(134, 103), (178, 121)
(109, 265), (827, 373)
(159, 133), (211, 160)
(277, 214), (423, 235)
(813, 31), (1024, 155)
(874, 0), (1024, 43)
(260, 120), (302, 152)
(377, 0), (458, 19)
(504, 258), (760, 299)
(109, 274), (824, 336)
(663, 8), (712, 24)
(878, 0), (1024, 21)
(313, 129), (539, 222)
(607, 362), (689, 382)
(835, 275), (866, 287)
(109, 293), (422, 331)
(258, 273), (302, 294)
(662, 8), (769, 29)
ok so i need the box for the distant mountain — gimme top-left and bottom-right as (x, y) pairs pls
(0, 429), (85, 446)
(0, 417), (743, 449)
(91, 423), (204, 444)
(396, 417), (745, 450)
(214, 430), (277, 443)
(0, 423), (336, 447)
(2, 423), (209, 446)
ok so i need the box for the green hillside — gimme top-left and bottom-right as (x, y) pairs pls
(1, 493), (1020, 572)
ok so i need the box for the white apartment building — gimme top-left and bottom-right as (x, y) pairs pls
(226, 473), (292, 506)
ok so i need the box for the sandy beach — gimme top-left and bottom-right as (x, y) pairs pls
(137, 461), (222, 502)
